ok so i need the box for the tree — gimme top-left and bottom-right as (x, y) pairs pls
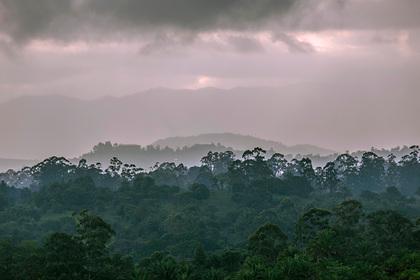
(382, 252), (420, 280)
(333, 153), (359, 191)
(8, 241), (44, 280)
(248, 223), (288, 262)
(241, 148), (272, 181)
(193, 244), (207, 268)
(321, 162), (340, 193)
(399, 145), (420, 195)
(201, 151), (235, 175)
(30, 156), (75, 186)
(267, 153), (287, 177)
(287, 158), (315, 182)
(121, 163), (143, 181)
(358, 152), (385, 193)
(189, 183), (210, 200)
(235, 256), (272, 280)
(366, 210), (413, 255)
(333, 200), (363, 228)
(44, 233), (85, 280)
(74, 210), (115, 278)
(385, 154), (399, 188)
(227, 148), (275, 208)
(0, 181), (9, 211)
(0, 240), (14, 279)
(106, 157), (123, 177)
(276, 254), (317, 280)
(104, 254), (134, 280)
(150, 162), (187, 187)
(296, 208), (332, 246)
(307, 228), (342, 261)
(282, 174), (314, 197)
(137, 252), (180, 280)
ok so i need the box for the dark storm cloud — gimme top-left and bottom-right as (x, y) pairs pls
(271, 32), (315, 53)
(0, 0), (294, 43)
(1, 0), (420, 44)
(287, 0), (420, 31)
(0, 0), (77, 42)
(138, 32), (196, 55)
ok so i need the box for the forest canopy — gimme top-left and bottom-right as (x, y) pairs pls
(0, 146), (419, 279)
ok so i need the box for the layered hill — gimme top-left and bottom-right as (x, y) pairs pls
(152, 133), (334, 155)
(78, 133), (334, 169)
(0, 86), (338, 160)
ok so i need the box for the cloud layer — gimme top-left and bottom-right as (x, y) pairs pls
(1, 0), (420, 44)
(0, 0), (420, 155)
(0, 0), (294, 43)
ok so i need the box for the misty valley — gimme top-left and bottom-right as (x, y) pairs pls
(0, 146), (419, 279)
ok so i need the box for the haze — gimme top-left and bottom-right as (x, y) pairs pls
(1, 0), (420, 159)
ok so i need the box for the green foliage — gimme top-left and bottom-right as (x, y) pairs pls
(248, 223), (288, 262)
(0, 147), (419, 279)
(296, 208), (332, 246)
(189, 183), (210, 200)
(44, 233), (85, 280)
(366, 210), (414, 255)
(276, 254), (317, 280)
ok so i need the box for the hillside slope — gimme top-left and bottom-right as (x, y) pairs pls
(153, 133), (334, 155)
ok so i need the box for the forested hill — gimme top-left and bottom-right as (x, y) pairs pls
(78, 140), (417, 170)
(79, 142), (238, 169)
(0, 140), (416, 172)
(78, 141), (340, 170)
(0, 146), (419, 279)
(77, 133), (337, 169)
(1, 86), (416, 160)
(152, 133), (335, 155)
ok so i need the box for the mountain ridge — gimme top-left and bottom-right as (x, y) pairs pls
(152, 133), (335, 155)
(1, 85), (415, 160)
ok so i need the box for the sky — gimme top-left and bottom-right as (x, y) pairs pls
(0, 0), (420, 156)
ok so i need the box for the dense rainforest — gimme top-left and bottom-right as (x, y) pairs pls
(0, 146), (420, 279)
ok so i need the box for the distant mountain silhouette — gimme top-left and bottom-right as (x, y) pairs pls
(77, 134), (334, 169)
(152, 133), (334, 155)
(1, 86), (416, 161)
(79, 142), (238, 169)
(0, 86), (339, 159)
(1, 138), (415, 172)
